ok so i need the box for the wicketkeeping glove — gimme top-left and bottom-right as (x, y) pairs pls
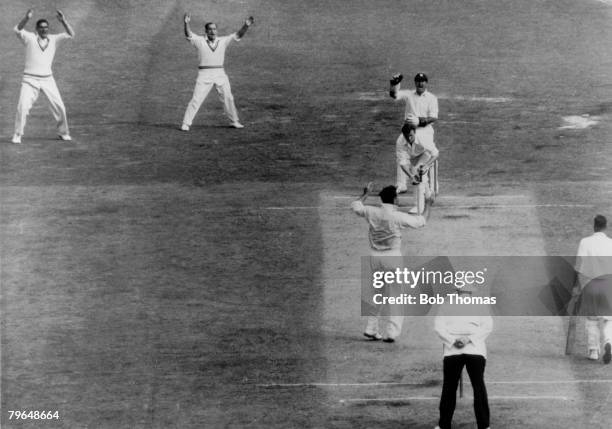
(390, 74), (403, 86)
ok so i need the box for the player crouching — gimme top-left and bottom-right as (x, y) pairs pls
(396, 117), (438, 214)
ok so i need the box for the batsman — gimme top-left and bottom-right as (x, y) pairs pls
(389, 73), (439, 213)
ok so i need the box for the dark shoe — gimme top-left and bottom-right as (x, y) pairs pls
(364, 332), (382, 341)
(382, 338), (395, 343)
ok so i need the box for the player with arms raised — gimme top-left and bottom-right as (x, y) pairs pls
(12, 8), (75, 144)
(180, 13), (254, 131)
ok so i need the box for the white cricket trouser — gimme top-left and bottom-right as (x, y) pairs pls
(365, 250), (404, 340)
(182, 69), (239, 126)
(586, 316), (612, 352)
(15, 75), (70, 136)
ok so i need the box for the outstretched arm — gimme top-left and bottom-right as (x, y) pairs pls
(399, 164), (419, 185)
(236, 16), (254, 39)
(184, 13), (193, 38)
(56, 10), (75, 37)
(351, 182), (374, 217)
(17, 9), (33, 30)
(358, 182), (373, 202)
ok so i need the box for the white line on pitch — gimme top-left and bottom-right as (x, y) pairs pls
(486, 395), (570, 400)
(339, 395), (569, 403)
(257, 379), (612, 388)
(329, 195), (528, 200)
(451, 204), (593, 208)
(489, 379), (612, 385)
(261, 206), (321, 210)
(260, 204), (593, 211)
(340, 397), (437, 403)
(257, 382), (423, 387)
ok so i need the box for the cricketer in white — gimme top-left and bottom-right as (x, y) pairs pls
(12, 9), (74, 144)
(180, 13), (253, 131)
(351, 183), (432, 342)
(574, 214), (612, 363)
(389, 73), (439, 210)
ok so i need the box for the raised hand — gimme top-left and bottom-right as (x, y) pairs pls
(390, 73), (403, 86)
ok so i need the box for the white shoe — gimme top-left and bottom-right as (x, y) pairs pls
(396, 187), (408, 194)
(588, 349), (599, 360)
(231, 122), (244, 129)
(11, 134), (22, 144)
(408, 206), (421, 214)
(58, 134), (72, 141)
(180, 123), (190, 131)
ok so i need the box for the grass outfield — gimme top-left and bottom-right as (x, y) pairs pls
(1, 0), (612, 428)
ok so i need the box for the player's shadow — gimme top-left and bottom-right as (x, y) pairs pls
(141, 123), (242, 130)
(141, 122), (184, 130)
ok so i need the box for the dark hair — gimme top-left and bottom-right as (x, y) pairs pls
(594, 214), (607, 231)
(378, 186), (397, 204)
(414, 73), (428, 82)
(204, 22), (216, 30)
(36, 19), (49, 28)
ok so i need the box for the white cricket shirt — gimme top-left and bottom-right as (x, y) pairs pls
(395, 89), (439, 142)
(351, 201), (426, 252)
(576, 232), (612, 287)
(396, 89), (439, 121)
(187, 34), (239, 68)
(14, 27), (71, 77)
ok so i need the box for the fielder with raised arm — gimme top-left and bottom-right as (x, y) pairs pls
(389, 73), (439, 213)
(180, 13), (253, 131)
(352, 183), (433, 342)
(12, 9), (75, 144)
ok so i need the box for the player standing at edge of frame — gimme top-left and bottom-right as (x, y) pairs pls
(389, 73), (439, 213)
(180, 13), (254, 131)
(12, 8), (75, 144)
(573, 214), (612, 363)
